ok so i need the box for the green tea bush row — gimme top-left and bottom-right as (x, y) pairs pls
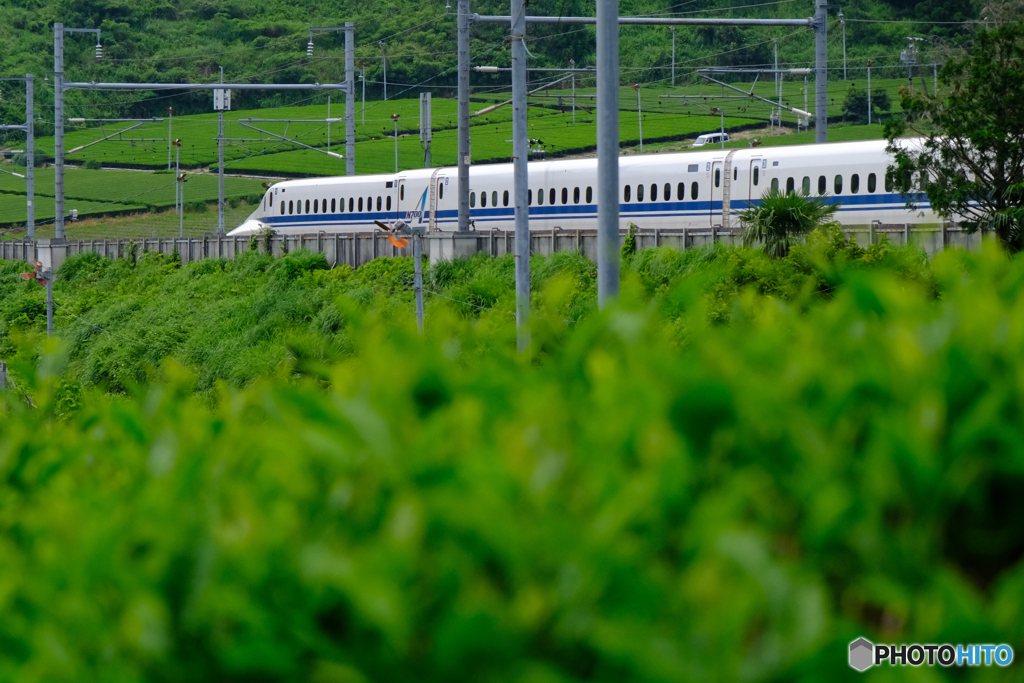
(0, 242), (1021, 681)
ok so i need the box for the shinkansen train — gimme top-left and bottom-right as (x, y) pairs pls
(228, 138), (931, 236)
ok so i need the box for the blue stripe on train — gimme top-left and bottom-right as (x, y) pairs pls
(264, 192), (929, 228)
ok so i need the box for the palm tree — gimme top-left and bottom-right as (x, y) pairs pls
(737, 189), (839, 258)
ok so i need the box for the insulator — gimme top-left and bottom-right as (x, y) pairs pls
(307, 41), (314, 57)
(95, 43), (102, 60)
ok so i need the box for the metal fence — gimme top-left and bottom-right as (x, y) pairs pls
(0, 223), (980, 271)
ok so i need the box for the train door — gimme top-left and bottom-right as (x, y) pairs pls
(710, 160), (724, 225)
(748, 157), (764, 209)
(429, 171), (448, 231)
(395, 177), (407, 220)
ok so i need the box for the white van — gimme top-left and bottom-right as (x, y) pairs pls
(693, 133), (729, 147)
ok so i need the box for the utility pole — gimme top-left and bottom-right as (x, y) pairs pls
(174, 139), (183, 237)
(413, 230), (424, 333)
(774, 40), (779, 132)
(839, 8), (846, 80)
(54, 24), (64, 240)
(346, 23), (355, 176)
(53, 24), (101, 240)
(380, 41), (387, 100)
(217, 65), (225, 235)
(0, 75), (34, 240)
(815, 0), (828, 143)
(632, 84), (643, 151)
(458, 0), (472, 233)
(670, 26), (676, 85)
(867, 59), (872, 124)
(391, 113), (400, 172)
(596, 0), (620, 307)
(361, 63), (366, 125)
(511, 0), (530, 351)
(167, 106), (172, 169)
(804, 75), (809, 129)
(45, 269), (53, 337)
(25, 74), (33, 241)
(570, 58), (576, 123)
(420, 92), (432, 167)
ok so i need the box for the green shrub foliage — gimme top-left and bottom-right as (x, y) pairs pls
(0, 242), (1021, 681)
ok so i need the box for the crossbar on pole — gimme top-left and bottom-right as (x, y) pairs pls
(473, 13), (812, 26)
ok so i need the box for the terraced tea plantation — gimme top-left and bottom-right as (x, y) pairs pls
(1, 78), (908, 231)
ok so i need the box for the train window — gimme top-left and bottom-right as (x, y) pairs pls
(314, 200), (320, 214)
(376, 196), (382, 211)
(664, 183), (671, 201)
(387, 195), (392, 210)
(470, 192), (476, 208)
(549, 188), (556, 205)
(690, 182), (698, 200)
(306, 200), (311, 214)
(802, 177), (811, 195)
(637, 184), (645, 202)
(562, 188), (568, 205)
(786, 177), (795, 194)
(439, 183), (444, 200)
(349, 198), (354, 212)
(733, 168), (738, 181)
(504, 190), (510, 206)
(885, 171), (894, 192)
(851, 174), (860, 194)
(650, 183), (657, 201)
(319, 199), (324, 213)
(528, 189), (533, 205)
(753, 167), (760, 186)
(715, 169), (721, 188)
(492, 191), (498, 207)
(868, 173), (877, 193)
(586, 186), (593, 203)
(358, 197), (363, 212)
(688, 164), (699, 172)
(537, 189), (544, 205)
(771, 178), (779, 192)
(818, 176), (826, 195)
(280, 201), (285, 215)
(288, 200), (294, 214)
(481, 191), (487, 208)
(331, 198), (336, 213)
(574, 187), (580, 204)
(624, 185), (631, 202)
(834, 175), (843, 194)
(401, 185), (405, 200)
(677, 182), (684, 200)
(367, 196), (372, 212)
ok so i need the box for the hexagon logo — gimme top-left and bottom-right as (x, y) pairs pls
(849, 638), (874, 672)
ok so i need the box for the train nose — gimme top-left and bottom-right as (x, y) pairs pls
(227, 219), (266, 236)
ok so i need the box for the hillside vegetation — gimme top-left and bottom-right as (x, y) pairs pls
(0, 237), (1021, 680)
(0, 0), (980, 130)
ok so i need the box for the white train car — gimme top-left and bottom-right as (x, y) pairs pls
(229, 138), (931, 236)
